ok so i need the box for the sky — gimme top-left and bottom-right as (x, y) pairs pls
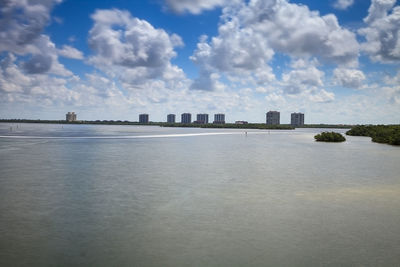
(0, 0), (399, 124)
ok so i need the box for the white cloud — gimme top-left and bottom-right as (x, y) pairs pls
(309, 89), (335, 103)
(0, 0), (73, 76)
(58, 45), (84, 59)
(0, 53), (78, 104)
(364, 0), (397, 24)
(241, 0), (359, 66)
(88, 9), (186, 86)
(333, 68), (366, 89)
(163, 0), (230, 14)
(282, 66), (324, 94)
(382, 71), (400, 104)
(0, 0), (58, 54)
(191, 0), (360, 92)
(279, 65), (334, 103)
(333, 0), (355, 10)
(358, 0), (400, 62)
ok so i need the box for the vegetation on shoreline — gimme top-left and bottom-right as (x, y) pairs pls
(0, 119), (294, 130)
(295, 124), (352, 129)
(0, 119), (353, 130)
(346, 125), (400, 145)
(160, 123), (294, 130)
(314, 132), (346, 142)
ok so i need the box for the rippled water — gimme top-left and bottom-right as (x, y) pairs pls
(0, 123), (399, 266)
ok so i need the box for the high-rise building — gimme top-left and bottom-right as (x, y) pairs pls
(139, 114), (149, 123)
(213, 113), (225, 124)
(181, 113), (192, 124)
(66, 112), (77, 122)
(291, 112), (304, 126)
(167, 114), (176, 123)
(266, 111), (280, 125)
(196, 113), (209, 124)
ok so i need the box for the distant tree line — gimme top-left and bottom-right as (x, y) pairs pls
(346, 125), (400, 145)
(0, 119), (294, 130)
(160, 123), (294, 130)
(314, 132), (346, 142)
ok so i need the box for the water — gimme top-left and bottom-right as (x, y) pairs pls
(0, 123), (399, 266)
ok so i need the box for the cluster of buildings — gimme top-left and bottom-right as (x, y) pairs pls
(138, 111), (304, 126)
(140, 113), (226, 124)
(266, 111), (305, 126)
(66, 111), (304, 126)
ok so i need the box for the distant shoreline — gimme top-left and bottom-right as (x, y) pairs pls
(0, 119), (353, 129)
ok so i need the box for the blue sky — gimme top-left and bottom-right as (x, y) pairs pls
(0, 0), (399, 124)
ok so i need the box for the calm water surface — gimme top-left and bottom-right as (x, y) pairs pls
(0, 123), (399, 266)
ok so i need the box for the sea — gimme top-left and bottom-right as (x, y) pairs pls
(0, 123), (399, 266)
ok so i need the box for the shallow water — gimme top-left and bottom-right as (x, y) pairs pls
(0, 123), (399, 266)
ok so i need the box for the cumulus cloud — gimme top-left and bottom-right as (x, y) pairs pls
(23, 54), (53, 74)
(242, 0), (359, 65)
(309, 89), (335, 103)
(382, 71), (400, 104)
(333, 68), (366, 89)
(364, 0), (396, 24)
(282, 66), (324, 93)
(0, 53), (130, 109)
(163, 0), (230, 14)
(0, 53), (77, 103)
(0, 0), (73, 76)
(191, 0), (360, 91)
(0, 0), (60, 53)
(88, 9), (186, 86)
(333, 0), (354, 10)
(58, 45), (84, 59)
(359, 0), (400, 62)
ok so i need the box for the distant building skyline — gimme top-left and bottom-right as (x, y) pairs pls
(214, 114), (225, 124)
(139, 114), (149, 123)
(196, 114), (209, 124)
(266, 111), (280, 125)
(181, 113), (191, 124)
(1, 1), (399, 125)
(65, 111), (307, 124)
(66, 112), (77, 122)
(291, 113), (305, 126)
(167, 114), (176, 123)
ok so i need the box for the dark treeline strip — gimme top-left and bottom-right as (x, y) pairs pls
(346, 125), (400, 145)
(314, 132), (346, 142)
(296, 124), (352, 129)
(0, 119), (351, 130)
(0, 119), (148, 125)
(1, 119), (292, 129)
(160, 123), (294, 130)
